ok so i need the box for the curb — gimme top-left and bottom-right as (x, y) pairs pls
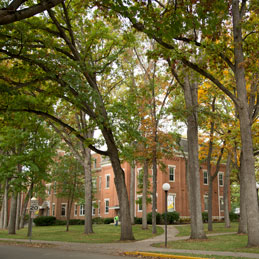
(124, 251), (212, 259)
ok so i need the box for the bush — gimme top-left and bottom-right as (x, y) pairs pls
(162, 211), (180, 224)
(34, 216), (56, 226)
(202, 212), (208, 223)
(103, 217), (114, 224)
(179, 217), (191, 224)
(147, 212), (162, 224)
(55, 220), (66, 225)
(134, 217), (142, 224)
(92, 217), (104, 224)
(229, 211), (239, 222)
(69, 219), (85, 225)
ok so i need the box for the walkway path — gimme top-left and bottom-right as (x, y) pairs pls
(1, 225), (259, 258)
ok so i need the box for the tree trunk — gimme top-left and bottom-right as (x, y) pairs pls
(20, 184), (32, 229)
(208, 176), (214, 231)
(224, 151), (231, 228)
(16, 192), (21, 230)
(152, 152), (158, 234)
(142, 160), (148, 230)
(3, 179), (9, 229)
(238, 152), (248, 234)
(130, 161), (135, 225)
(8, 191), (18, 234)
(232, 0), (259, 246)
(184, 74), (206, 239)
(84, 146), (93, 234)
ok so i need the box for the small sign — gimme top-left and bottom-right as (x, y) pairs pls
(30, 199), (39, 212)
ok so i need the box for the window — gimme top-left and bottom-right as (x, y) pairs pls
(92, 202), (96, 216)
(99, 176), (102, 190)
(169, 166), (175, 182)
(105, 175), (110, 188)
(53, 181), (57, 194)
(52, 203), (55, 216)
(204, 196), (208, 211)
(137, 195), (142, 212)
(167, 193), (176, 212)
(104, 199), (109, 214)
(80, 204), (85, 216)
(218, 172), (224, 186)
(203, 171), (208, 185)
(92, 178), (96, 189)
(137, 168), (143, 185)
(74, 204), (78, 216)
(61, 204), (66, 216)
(219, 196), (224, 211)
(98, 200), (101, 215)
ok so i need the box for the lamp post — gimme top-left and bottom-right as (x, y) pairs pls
(162, 183), (170, 247)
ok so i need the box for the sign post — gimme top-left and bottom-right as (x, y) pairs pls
(28, 197), (38, 242)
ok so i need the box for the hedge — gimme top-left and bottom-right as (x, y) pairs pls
(33, 216), (56, 226)
(162, 211), (180, 224)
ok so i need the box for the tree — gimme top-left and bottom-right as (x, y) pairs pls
(100, 0), (259, 245)
(0, 4), (135, 240)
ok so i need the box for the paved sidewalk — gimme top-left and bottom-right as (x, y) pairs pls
(1, 225), (259, 258)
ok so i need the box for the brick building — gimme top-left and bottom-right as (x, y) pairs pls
(39, 149), (228, 221)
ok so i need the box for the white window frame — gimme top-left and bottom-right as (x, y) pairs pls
(137, 195), (142, 212)
(168, 165), (176, 182)
(204, 195), (208, 211)
(92, 201), (96, 216)
(137, 168), (143, 185)
(218, 172), (224, 186)
(92, 178), (97, 189)
(167, 193), (176, 212)
(105, 174), (110, 189)
(52, 203), (55, 216)
(61, 203), (67, 217)
(74, 204), (78, 216)
(203, 170), (208, 185)
(79, 204), (85, 216)
(219, 196), (224, 211)
(104, 199), (109, 214)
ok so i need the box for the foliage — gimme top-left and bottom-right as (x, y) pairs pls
(229, 212), (239, 222)
(92, 217), (104, 224)
(202, 212), (208, 223)
(134, 217), (142, 224)
(147, 212), (161, 225)
(33, 216), (56, 226)
(162, 211), (180, 224)
(103, 218), (114, 224)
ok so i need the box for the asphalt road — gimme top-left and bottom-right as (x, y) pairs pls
(0, 244), (131, 259)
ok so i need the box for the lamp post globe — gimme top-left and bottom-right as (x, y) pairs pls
(162, 183), (170, 192)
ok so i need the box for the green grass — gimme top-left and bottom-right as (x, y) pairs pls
(146, 251), (250, 259)
(154, 234), (259, 254)
(0, 224), (163, 243)
(175, 222), (238, 237)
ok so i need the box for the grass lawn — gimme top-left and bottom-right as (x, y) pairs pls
(146, 252), (250, 259)
(0, 224), (163, 243)
(154, 234), (259, 254)
(175, 222), (238, 237)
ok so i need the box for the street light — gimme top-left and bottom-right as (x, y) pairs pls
(162, 183), (170, 247)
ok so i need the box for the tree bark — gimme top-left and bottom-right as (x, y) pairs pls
(19, 184), (32, 229)
(232, 0), (259, 246)
(224, 151), (231, 228)
(15, 192), (21, 230)
(152, 152), (158, 234)
(84, 147), (93, 234)
(184, 74), (206, 239)
(3, 179), (9, 229)
(130, 161), (135, 225)
(8, 191), (18, 234)
(142, 160), (148, 230)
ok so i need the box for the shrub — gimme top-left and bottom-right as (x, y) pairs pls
(134, 217), (142, 224)
(69, 219), (85, 225)
(229, 211), (239, 222)
(55, 220), (66, 225)
(147, 212), (161, 224)
(202, 212), (208, 223)
(162, 211), (180, 224)
(92, 217), (104, 224)
(179, 217), (191, 224)
(33, 216), (56, 226)
(103, 217), (114, 224)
